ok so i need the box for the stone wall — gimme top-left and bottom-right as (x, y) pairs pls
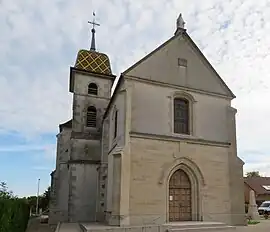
(49, 128), (72, 225)
(68, 163), (99, 222)
(124, 34), (232, 97)
(95, 117), (110, 222)
(70, 138), (101, 161)
(65, 69), (113, 223)
(72, 94), (109, 133)
(71, 72), (112, 133)
(107, 83), (127, 151)
(56, 128), (72, 165)
(128, 136), (233, 225)
(129, 80), (231, 143)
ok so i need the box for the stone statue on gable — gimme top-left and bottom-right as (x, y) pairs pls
(177, 13), (185, 29)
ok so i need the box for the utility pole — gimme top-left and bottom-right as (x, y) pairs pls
(36, 178), (40, 215)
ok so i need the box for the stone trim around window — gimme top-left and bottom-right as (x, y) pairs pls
(86, 105), (97, 128)
(178, 58), (188, 67)
(170, 91), (197, 137)
(87, 82), (99, 96)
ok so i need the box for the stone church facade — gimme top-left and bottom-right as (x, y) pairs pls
(49, 15), (246, 227)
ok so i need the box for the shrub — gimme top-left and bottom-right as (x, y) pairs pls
(0, 198), (30, 232)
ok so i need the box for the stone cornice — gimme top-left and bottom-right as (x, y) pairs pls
(228, 106), (237, 114)
(71, 131), (101, 140)
(130, 131), (230, 148)
(73, 92), (111, 100)
(67, 159), (100, 165)
(69, 67), (116, 93)
(108, 145), (124, 156)
(124, 74), (233, 100)
(71, 67), (116, 79)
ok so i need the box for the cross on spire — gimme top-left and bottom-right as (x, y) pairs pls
(88, 12), (100, 30)
(88, 12), (100, 51)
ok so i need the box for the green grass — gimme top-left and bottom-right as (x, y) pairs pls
(247, 220), (260, 225)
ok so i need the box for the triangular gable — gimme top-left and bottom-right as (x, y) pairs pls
(123, 30), (235, 98)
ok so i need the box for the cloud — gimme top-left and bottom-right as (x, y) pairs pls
(239, 150), (270, 176)
(1, 0), (270, 179)
(32, 166), (52, 171)
(0, 132), (56, 160)
(0, 143), (56, 162)
(0, 144), (51, 153)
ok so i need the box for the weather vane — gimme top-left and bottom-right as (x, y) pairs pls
(88, 12), (100, 51)
(88, 12), (100, 30)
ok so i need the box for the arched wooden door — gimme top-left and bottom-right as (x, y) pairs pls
(169, 169), (192, 221)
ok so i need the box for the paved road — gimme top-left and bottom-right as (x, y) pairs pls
(26, 217), (55, 232)
(26, 218), (81, 232)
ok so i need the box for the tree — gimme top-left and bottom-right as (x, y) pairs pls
(0, 182), (14, 199)
(246, 171), (261, 178)
(26, 196), (38, 212)
(0, 182), (30, 231)
(0, 182), (8, 193)
(40, 186), (51, 210)
(26, 186), (51, 212)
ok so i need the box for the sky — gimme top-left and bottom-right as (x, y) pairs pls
(1, 0), (270, 197)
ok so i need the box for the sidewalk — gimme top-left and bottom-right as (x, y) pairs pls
(235, 220), (270, 232)
(25, 219), (270, 232)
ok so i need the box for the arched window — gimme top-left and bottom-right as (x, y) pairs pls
(88, 83), (98, 95)
(174, 98), (189, 134)
(114, 110), (118, 139)
(86, 106), (97, 128)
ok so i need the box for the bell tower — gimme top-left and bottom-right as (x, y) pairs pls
(70, 14), (115, 134)
(67, 13), (116, 222)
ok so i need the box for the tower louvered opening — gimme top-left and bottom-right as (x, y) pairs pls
(87, 106), (97, 128)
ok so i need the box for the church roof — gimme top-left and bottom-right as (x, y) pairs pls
(74, 49), (112, 75)
(122, 28), (235, 99)
(59, 119), (72, 133)
(104, 15), (236, 121)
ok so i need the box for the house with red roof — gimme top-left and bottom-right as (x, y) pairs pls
(244, 177), (270, 207)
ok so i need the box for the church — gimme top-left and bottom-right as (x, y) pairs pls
(49, 14), (246, 227)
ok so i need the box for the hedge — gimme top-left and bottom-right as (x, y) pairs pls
(0, 198), (29, 232)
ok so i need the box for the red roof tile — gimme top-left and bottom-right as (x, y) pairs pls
(244, 177), (270, 195)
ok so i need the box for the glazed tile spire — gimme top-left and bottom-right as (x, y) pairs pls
(74, 12), (112, 75)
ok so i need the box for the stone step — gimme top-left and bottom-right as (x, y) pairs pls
(79, 224), (87, 232)
(166, 222), (226, 229)
(168, 226), (236, 232)
(165, 222), (236, 232)
(80, 222), (236, 232)
(56, 222), (83, 232)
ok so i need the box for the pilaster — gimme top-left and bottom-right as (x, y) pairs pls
(227, 106), (246, 225)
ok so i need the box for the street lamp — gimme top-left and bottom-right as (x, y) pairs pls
(36, 178), (40, 215)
